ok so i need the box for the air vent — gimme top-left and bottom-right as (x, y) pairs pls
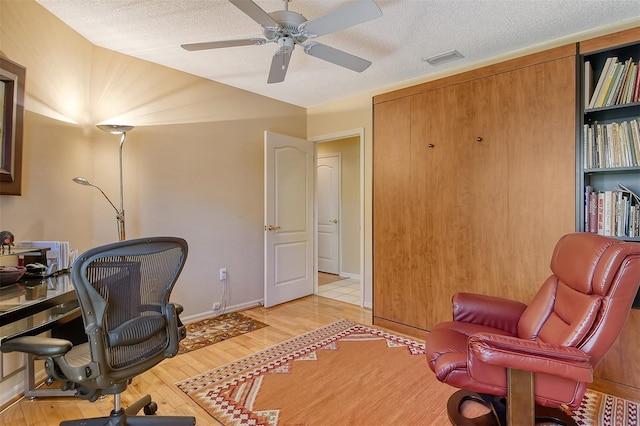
(422, 50), (464, 66)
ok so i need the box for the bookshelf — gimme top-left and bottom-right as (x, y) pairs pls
(579, 32), (640, 243)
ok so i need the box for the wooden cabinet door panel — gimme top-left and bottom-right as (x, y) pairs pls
(453, 77), (511, 306)
(410, 86), (461, 330)
(497, 56), (576, 303)
(372, 98), (412, 322)
(410, 79), (511, 329)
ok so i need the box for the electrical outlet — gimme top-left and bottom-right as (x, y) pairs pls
(213, 302), (221, 310)
(219, 268), (227, 281)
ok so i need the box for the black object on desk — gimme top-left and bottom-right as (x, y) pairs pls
(0, 272), (86, 397)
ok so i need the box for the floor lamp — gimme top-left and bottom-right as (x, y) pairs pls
(73, 125), (134, 241)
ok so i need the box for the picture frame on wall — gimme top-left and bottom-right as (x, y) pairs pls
(0, 56), (26, 196)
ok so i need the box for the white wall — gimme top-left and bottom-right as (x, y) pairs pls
(0, 0), (306, 319)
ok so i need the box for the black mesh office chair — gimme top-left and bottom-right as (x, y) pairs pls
(1, 237), (196, 425)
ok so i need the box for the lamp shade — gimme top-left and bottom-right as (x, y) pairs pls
(97, 124), (134, 134)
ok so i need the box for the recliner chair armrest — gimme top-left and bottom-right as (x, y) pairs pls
(452, 293), (527, 335)
(1, 336), (73, 357)
(468, 332), (593, 383)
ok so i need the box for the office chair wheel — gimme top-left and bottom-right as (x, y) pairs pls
(143, 401), (158, 415)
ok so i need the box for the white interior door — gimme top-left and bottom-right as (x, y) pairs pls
(264, 131), (314, 307)
(317, 154), (340, 274)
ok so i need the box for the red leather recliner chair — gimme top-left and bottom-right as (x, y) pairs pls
(425, 232), (640, 425)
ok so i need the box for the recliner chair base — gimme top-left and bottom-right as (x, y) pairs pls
(446, 390), (578, 426)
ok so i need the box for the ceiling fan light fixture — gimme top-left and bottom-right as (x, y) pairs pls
(422, 50), (464, 66)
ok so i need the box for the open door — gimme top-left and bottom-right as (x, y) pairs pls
(264, 131), (314, 307)
(317, 153), (341, 274)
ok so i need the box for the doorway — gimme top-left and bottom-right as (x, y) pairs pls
(314, 130), (364, 306)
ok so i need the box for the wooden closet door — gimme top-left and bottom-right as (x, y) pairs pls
(493, 57), (576, 302)
(410, 79), (509, 329)
(449, 77), (510, 305)
(372, 97), (412, 323)
(410, 85), (461, 330)
(373, 52), (576, 334)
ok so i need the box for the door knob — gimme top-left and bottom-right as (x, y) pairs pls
(330, 219), (338, 224)
(267, 225), (281, 231)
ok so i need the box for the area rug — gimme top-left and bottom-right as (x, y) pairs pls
(176, 319), (639, 426)
(178, 312), (268, 354)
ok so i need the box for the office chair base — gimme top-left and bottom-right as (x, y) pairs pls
(59, 394), (195, 426)
(447, 390), (578, 426)
(125, 394), (156, 416)
(60, 415), (195, 426)
(60, 413), (195, 426)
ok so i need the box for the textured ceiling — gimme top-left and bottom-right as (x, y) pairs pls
(36, 0), (640, 108)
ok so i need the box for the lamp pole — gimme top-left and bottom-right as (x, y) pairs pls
(74, 124), (134, 241)
(117, 131), (127, 241)
(72, 177), (122, 240)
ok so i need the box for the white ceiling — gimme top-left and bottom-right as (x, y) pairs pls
(36, 0), (640, 108)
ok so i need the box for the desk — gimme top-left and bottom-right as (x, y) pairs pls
(0, 272), (83, 398)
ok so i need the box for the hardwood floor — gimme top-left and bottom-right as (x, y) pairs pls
(0, 296), (380, 426)
(1, 295), (638, 425)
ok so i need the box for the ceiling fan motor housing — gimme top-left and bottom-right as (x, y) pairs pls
(264, 10), (309, 44)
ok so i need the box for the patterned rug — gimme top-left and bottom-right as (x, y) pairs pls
(573, 389), (638, 426)
(176, 320), (639, 425)
(178, 312), (268, 354)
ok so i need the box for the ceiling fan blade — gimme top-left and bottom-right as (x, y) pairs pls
(268, 50), (292, 84)
(181, 38), (266, 51)
(304, 42), (371, 72)
(300, 0), (382, 37)
(229, 0), (279, 28)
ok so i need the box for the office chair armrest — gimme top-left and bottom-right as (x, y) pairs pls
(452, 293), (527, 335)
(174, 303), (185, 328)
(1, 336), (73, 357)
(174, 303), (184, 316)
(164, 302), (184, 358)
(468, 332), (593, 383)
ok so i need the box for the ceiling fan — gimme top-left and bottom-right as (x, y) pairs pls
(181, 0), (382, 84)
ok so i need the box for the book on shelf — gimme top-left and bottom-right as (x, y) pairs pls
(602, 61), (623, 107)
(635, 59), (640, 102)
(632, 118), (640, 162)
(605, 58), (634, 107)
(603, 190), (613, 236)
(588, 56), (640, 109)
(584, 61), (594, 107)
(617, 59), (636, 105)
(589, 57), (615, 109)
(589, 191), (598, 233)
(596, 192), (605, 235)
(585, 184), (640, 238)
(583, 118), (640, 168)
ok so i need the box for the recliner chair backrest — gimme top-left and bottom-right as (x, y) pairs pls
(517, 233), (640, 366)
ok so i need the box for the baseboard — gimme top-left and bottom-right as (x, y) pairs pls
(590, 377), (640, 402)
(181, 299), (264, 324)
(339, 272), (361, 280)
